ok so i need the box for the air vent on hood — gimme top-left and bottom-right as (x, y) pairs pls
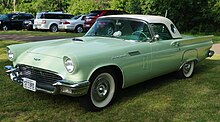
(72, 38), (83, 42)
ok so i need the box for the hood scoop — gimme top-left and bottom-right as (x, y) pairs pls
(72, 38), (83, 42)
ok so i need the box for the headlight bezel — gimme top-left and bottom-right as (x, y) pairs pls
(7, 48), (14, 61)
(63, 56), (75, 73)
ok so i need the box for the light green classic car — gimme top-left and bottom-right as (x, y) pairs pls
(5, 15), (214, 111)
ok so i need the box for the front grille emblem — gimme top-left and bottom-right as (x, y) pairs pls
(34, 58), (41, 61)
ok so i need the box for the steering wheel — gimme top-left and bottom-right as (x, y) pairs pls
(132, 31), (148, 41)
(106, 26), (114, 35)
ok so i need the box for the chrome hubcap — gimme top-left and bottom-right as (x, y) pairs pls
(91, 73), (115, 108)
(51, 26), (57, 32)
(3, 26), (8, 31)
(182, 61), (194, 77)
(183, 63), (191, 74)
(92, 77), (110, 102)
(77, 27), (83, 33)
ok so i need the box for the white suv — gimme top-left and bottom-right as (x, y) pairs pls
(33, 12), (74, 32)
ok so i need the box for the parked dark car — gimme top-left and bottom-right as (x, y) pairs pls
(0, 13), (34, 31)
(23, 19), (34, 31)
(83, 10), (126, 31)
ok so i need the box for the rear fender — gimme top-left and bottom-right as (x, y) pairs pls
(180, 49), (198, 70)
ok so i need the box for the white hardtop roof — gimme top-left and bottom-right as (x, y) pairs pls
(100, 14), (182, 39)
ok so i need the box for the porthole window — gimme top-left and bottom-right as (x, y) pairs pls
(170, 24), (177, 33)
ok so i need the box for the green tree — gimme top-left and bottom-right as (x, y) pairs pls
(0, 0), (14, 13)
(67, 0), (109, 15)
(140, 0), (159, 15)
(110, 0), (141, 13)
(16, 0), (69, 14)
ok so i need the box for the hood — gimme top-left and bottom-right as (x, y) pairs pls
(27, 37), (131, 58)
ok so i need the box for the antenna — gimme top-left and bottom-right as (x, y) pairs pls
(165, 10), (168, 18)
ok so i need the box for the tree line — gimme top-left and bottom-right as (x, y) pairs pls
(0, 0), (219, 33)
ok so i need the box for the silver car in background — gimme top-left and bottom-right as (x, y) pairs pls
(59, 15), (86, 33)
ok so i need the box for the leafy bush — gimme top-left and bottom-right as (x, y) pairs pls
(0, 0), (219, 33)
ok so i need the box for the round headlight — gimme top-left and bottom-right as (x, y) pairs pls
(64, 57), (75, 73)
(8, 49), (14, 61)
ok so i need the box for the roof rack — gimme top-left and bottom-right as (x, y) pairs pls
(40, 11), (64, 14)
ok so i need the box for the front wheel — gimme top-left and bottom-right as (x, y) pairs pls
(177, 61), (195, 78)
(3, 25), (8, 31)
(81, 69), (117, 111)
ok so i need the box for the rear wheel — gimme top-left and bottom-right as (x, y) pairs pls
(177, 61), (195, 78)
(75, 25), (83, 33)
(50, 24), (58, 32)
(81, 69), (117, 111)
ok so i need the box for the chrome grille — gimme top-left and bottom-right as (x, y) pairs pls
(18, 65), (63, 85)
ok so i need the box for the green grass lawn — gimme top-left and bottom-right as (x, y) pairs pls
(0, 35), (220, 121)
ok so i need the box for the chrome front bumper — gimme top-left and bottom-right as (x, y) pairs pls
(4, 65), (90, 97)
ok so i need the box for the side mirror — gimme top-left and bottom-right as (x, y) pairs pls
(11, 15), (18, 20)
(153, 34), (160, 41)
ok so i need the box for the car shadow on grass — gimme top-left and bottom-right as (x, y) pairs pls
(116, 58), (219, 104)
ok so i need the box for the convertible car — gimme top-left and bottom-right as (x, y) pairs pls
(5, 15), (214, 111)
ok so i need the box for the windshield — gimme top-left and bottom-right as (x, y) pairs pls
(36, 13), (42, 19)
(71, 15), (81, 20)
(85, 18), (152, 42)
(0, 14), (10, 20)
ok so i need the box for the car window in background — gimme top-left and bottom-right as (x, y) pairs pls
(88, 11), (102, 16)
(0, 15), (9, 20)
(72, 15), (81, 20)
(36, 13), (42, 19)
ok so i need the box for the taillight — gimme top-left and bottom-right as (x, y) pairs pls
(42, 20), (46, 24)
(63, 21), (70, 24)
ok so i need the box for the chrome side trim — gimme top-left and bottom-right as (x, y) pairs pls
(53, 80), (90, 88)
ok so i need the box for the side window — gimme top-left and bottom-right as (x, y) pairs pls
(151, 24), (172, 40)
(114, 11), (123, 15)
(130, 21), (151, 41)
(57, 14), (64, 19)
(105, 11), (114, 15)
(170, 24), (177, 33)
(45, 14), (59, 19)
(26, 14), (33, 19)
(81, 16), (86, 20)
(11, 15), (19, 20)
(64, 15), (73, 19)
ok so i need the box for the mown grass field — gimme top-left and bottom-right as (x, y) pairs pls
(0, 31), (220, 121)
